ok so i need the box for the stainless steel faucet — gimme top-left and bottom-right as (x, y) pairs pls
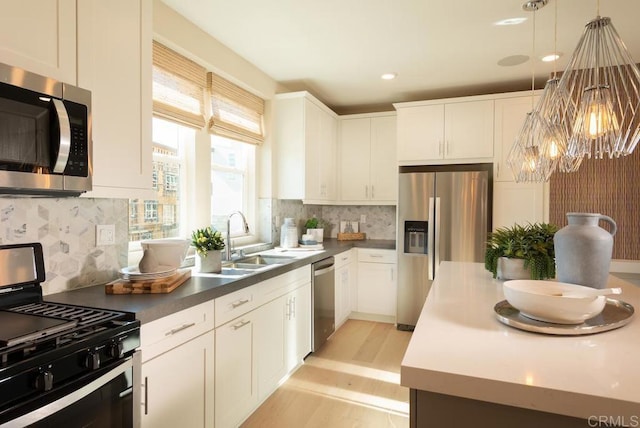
(226, 211), (250, 260)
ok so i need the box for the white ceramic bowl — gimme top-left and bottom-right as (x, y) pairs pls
(503, 280), (607, 325)
(140, 239), (190, 269)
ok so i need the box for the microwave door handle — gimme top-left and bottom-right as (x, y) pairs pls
(51, 99), (71, 174)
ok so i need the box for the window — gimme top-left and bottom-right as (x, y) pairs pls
(211, 135), (255, 238)
(129, 118), (191, 242)
(144, 201), (158, 222)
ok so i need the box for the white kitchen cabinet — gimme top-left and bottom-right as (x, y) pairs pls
(494, 93), (540, 182)
(286, 281), (311, 371)
(255, 295), (287, 402)
(140, 301), (215, 428)
(78, 0), (154, 199)
(275, 92), (337, 203)
(339, 114), (397, 204)
(356, 249), (397, 319)
(215, 266), (311, 426)
(141, 331), (214, 428)
(215, 311), (257, 428)
(0, 0), (77, 84)
(334, 249), (355, 328)
(493, 181), (545, 230)
(395, 98), (494, 164)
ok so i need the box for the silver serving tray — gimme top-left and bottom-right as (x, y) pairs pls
(494, 298), (634, 335)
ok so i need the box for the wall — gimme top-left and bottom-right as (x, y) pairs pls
(0, 197), (128, 295)
(269, 200), (396, 245)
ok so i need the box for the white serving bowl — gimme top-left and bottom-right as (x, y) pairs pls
(503, 280), (607, 325)
(140, 239), (190, 270)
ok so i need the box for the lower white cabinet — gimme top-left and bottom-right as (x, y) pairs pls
(215, 279), (312, 427)
(140, 300), (215, 428)
(141, 331), (214, 428)
(356, 249), (397, 318)
(334, 249), (355, 328)
(215, 311), (258, 428)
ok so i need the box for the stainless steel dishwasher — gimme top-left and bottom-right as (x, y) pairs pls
(312, 256), (335, 352)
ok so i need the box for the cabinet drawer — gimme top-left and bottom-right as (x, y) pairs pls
(334, 249), (354, 269)
(357, 249), (396, 264)
(141, 300), (215, 363)
(215, 285), (259, 328)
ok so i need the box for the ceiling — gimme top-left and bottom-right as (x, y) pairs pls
(160, 0), (640, 114)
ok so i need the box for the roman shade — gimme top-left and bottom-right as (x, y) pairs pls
(152, 41), (207, 129)
(208, 72), (265, 145)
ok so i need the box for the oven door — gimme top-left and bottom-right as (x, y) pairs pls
(1, 351), (140, 428)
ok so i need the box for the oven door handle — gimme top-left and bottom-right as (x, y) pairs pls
(1, 352), (139, 428)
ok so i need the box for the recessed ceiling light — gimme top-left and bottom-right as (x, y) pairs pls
(497, 55), (530, 67)
(541, 52), (562, 62)
(494, 17), (527, 26)
(381, 73), (397, 80)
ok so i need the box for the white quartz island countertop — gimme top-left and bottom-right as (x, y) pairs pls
(401, 262), (640, 421)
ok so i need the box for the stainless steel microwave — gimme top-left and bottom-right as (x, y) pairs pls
(0, 62), (91, 196)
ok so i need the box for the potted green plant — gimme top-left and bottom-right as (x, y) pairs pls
(304, 216), (325, 243)
(484, 222), (558, 280)
(191, 226), (225, 273)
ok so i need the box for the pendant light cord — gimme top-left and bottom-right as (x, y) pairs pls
(552, 0), (557, 78)
(531, 5), (536, 109)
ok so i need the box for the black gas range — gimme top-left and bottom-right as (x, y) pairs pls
(0, 243), (140, 427)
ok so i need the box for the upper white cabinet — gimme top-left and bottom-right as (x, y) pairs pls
(339, 114), (397, 204)
(494, 93), (540, 182)
(275, 92), (337, 204)
(78, 0), (153, 199)
(395, 98), (494, 164)
(0, 0), (77, 84)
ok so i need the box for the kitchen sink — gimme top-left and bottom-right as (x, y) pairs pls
(224, 254), (296, 267)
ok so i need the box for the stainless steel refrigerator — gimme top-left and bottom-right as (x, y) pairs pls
(397, 164), (492, 330)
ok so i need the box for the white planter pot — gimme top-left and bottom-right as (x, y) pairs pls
(196, 251), (222, 273)
(306, 228), (324, 243)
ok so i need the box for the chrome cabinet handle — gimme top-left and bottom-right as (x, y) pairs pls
(371, 186), (375, 199)
(143, 376), (149, 415)
(231, 298), (250, 308)
(232, 319), (251, 330)
(164, 322), (195, 336)
(369, 254), (383, 258)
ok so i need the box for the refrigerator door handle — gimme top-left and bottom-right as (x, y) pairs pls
(434, 196), (441, 278)
(427, 196), (435, 280)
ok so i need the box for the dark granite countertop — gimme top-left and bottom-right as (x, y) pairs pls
(46, 239), (395, 324)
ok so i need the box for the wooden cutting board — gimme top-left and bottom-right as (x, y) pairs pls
(105, 269), (191, 294)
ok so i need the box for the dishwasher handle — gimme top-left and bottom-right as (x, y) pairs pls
(313, 257), (335, 276)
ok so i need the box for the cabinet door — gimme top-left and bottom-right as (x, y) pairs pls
(357, 262), (397, 316)
(335, 264), (351, 327)
(396, 105), (444, 162)
(370, 116), (397, 201)
(494, 96), (538, 182)
(255, 296), (287, 401)
(0, 0), (76, 84)
(493, 181), (544, 230)
(340, 118), (371, 201)
(287, 282), (312, 370)
(319, 110), (337, 200)
(78, 0), (153, 198)
(141, 331), (214, 428)
(444, 100), (494, 159)
(304, 99), (323, 201)
(215, 314), (257, 428)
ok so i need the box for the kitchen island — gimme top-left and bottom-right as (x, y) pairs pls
(401, 262), (640, 428)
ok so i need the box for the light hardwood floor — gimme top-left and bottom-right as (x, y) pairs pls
(242, 320), (412, 428)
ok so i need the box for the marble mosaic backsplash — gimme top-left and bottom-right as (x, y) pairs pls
(0, 197), (128, 295)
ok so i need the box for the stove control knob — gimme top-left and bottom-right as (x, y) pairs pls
(85, 352), (101, 370)
(107, 341), (124, 359)
(35, 371), (54, 392)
